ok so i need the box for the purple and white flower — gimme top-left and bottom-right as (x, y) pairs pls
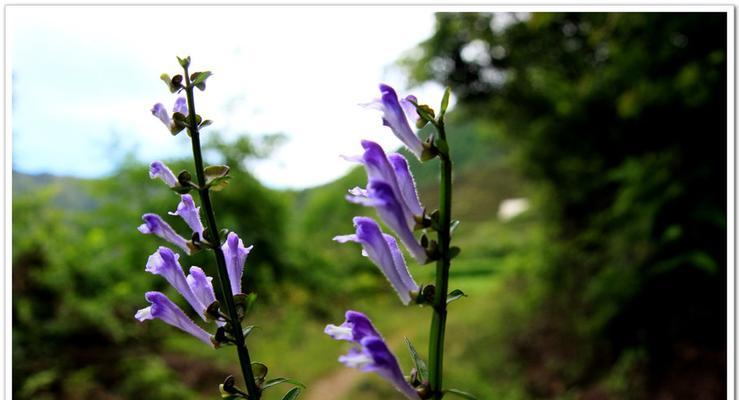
(334, 217), (419, 305)
(347, 180), (428, 265)
(186, 266), (216, 312)
(138, 214), (191, 255)
(345, 140), (423, 228)
(169, 194), (205, 241)
(145, 247), (207, 320)
(364, 84), (424, 160)
(135, 291), (213, 347)
(222, 232), (253, 295)
(149, 161), (178, 188)
(151, 97), (188, 134)
(325, 311), (419, 399)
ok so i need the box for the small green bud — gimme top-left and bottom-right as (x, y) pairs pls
(177, 56), (191, 68)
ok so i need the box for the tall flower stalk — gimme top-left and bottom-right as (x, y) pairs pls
(136, 56), (302, 400)
(327, 84), (474, 399)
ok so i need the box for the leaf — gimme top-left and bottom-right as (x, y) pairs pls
(440, 86), (451, 118)
(404, 337), (429, 382)
(204, 165), (230, 190)
(205, 165), (230, 182)
(446, 289), (467, 304)
(251, 362), (268, 381)
(449, 246), (461, 259)
(445, 388), (478, 399)
(280, 387), (302, 400)
(177, 56), (190, 68)
(450, 220), (461, 235)
(191, 71), (212, 86)
(262, 377), (306, 390)
(243, 325), (258, 339)
(200, 119), (213, 128)
(209, 176), (231, 191)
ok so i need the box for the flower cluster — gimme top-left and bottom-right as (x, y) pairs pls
(135, 163), (252, 346)
(327, 84), (432, 399)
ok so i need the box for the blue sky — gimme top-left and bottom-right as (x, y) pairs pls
(9, 6), (447, 189)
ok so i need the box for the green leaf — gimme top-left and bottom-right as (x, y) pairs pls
(234, 293), (258, 321)
(404, 337), (429, 382)
(209, 176), (231, 191)
(450, 220), (460, 235)
(449, 246), (461, 259)
(415, 103), (436, 123)
(243, 325), (256, 338)
(191, 71), (212, 86)
(177, 56), (191, 68)
(440, 86), (451, 118)
(251, 362), (268, 381)
(280, 387), (302, 400)
(205, 165), (230, 181)
(200, 119), (213, 128)
(446, 289), (467, 304)
(445, 388), (478, 399)
(262, 377), (306, 390)
(204, 165), (230, 190)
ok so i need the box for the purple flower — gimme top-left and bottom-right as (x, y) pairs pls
(364, 84), (424, 160)
(135, 291), (213, 347)
(138, 214), (191, 255)
(186, 266), (216, 314)
(169, 194), (205, 240)
(151, 97), (188, 134)
(334, 217), (419, 305)
(387, 153), (423, 217)
(347, 180), (428, 265)
(149, 161), (178, 188)
(325, 311), (419, 399)
(145, 247), (207, 320)
(222, 232), (253, 295)
(345, 140), (423, 228)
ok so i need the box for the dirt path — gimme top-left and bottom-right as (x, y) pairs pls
(304, 367), (363, 400)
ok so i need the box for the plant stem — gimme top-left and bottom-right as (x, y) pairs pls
(428, 121), (452, 399)
(183, 66), (261, 400)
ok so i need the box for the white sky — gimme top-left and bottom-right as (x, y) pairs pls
(8, 6), (446, 189)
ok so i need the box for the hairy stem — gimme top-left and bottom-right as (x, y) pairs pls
(428, 121), (452, 399)
(183, 66), (261, 400)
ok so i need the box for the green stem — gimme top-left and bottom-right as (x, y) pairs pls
(183, 66), (261, 400)
(428, 121), (452, 399)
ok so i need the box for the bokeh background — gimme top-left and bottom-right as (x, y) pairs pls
(11, 10), (728, 400)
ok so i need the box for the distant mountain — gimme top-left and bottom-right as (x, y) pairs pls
(12, 171), (96, 210)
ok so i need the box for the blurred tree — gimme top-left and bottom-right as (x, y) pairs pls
(404, 12), (727, 399)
